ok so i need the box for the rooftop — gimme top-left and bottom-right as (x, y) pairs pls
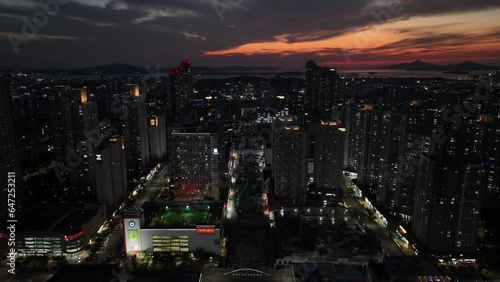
(384, 256), (447, 277)
(15, 205), (103, 233)
(52, 209), (101, 233)
(16, 206), (73, 232)
(142, 201), (223, 228)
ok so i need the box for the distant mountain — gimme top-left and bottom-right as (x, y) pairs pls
(451, 61), (499, 71)
(85, 63), (147, 74)
(382, 60), (441, 70)
(193, 66), (278, 72)
(382, 60), (499, 71)
(5, 64), (280, 74)
(86, 64), (278, 74)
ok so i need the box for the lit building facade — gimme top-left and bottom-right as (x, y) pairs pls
(0, 77), (17, 217)
(376, 112), (407, 211)
(314, 120), (346, 192)
(48, 86), (100, 203)
(168, 59), (193, 117)
(122, 202), (222, 256)
(304, 60), (338, 122)
(120, 84), (150, 174)
(357, 104), (381, 187)
(95, 136), (127, 211)
(272, 117), (308, 204)
(412, 118), (485, 255)
(15, 205), (106, 256)
(148, 112), (167, 160)
(168, 129), (219, 199)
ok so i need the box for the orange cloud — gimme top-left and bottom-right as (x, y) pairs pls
(203, 9), (500, 65)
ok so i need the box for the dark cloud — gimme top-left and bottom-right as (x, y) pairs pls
(0, 0), (499, 67)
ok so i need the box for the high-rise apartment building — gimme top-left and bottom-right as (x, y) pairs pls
(74, 88), (99, 201)
(0, 76), (17, 216)
(168, 128), (219, 200)
(344, 101), (362, 171)
(412, 119), (485, 255)
(148, 112), (167, 160)
(120, 84), (150, 174)
(376, 112), (407, 211)
(484, 118), (500, 208)
(396, 132), (433, 220)
(356, 104), (381, 187)
(272, 117), (308, 205)
(314, 120), (346, 192)
(50, 85), (76, 163)
(168, 59), (193, 117)
(49, 87), (99, 202)
(304, 60), (338, 122)
(95, 136), (127, 211)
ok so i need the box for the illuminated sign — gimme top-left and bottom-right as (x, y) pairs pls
(196, 228), (215, 234)
(128, 221), (136, 228)
(127, 229), (139, 240)
(96, 154), (102, 161)
(64, 230), (84, 240)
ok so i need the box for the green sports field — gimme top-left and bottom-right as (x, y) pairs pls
(153, 205), (219, 226)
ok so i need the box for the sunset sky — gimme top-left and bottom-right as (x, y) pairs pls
(0, 0), (499, 69)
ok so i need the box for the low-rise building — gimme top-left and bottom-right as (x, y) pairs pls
(122, 201), (223, 256)
(12, 205), (106, 256)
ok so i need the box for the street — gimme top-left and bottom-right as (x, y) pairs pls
(342, 174), (414, 256)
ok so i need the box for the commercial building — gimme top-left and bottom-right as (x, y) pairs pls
(13, 205), (106, 256)
(122, 201), (222, 256)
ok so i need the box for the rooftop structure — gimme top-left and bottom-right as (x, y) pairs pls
(141, 201), (223, 228)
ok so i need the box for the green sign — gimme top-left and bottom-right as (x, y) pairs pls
(127, 229), (139, 240)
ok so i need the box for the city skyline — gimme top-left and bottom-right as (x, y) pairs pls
(1, 1), (500, 281)
(0, 1), (499, 68)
